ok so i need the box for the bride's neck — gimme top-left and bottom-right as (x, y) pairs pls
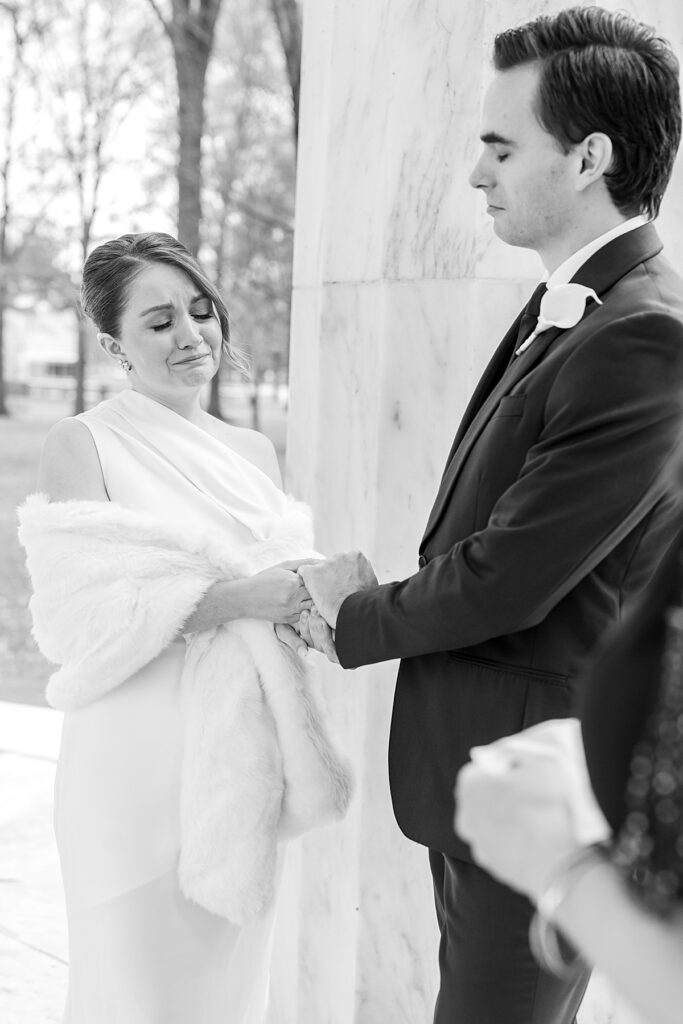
(130, 383), (205, 424)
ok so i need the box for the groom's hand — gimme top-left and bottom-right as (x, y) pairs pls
(298, 608), (339, 663)
(298, 552), (378, 629)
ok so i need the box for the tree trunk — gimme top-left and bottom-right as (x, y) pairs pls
(268, 0), (301, 146)
(74, 314), (87, 415)
(0, 287), (8, 416)
(74, 205), (92, 415)
(0, 5), (21, 418)
(174, 46), (207, 255)
(170, 0), (222, 256)
(250, 374), (261, 431)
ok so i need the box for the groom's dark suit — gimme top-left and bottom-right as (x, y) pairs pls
(334, 224), (683, 1022)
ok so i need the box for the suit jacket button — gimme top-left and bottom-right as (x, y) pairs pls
(418, 554), (427, 568)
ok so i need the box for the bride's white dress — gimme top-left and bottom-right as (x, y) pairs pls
(55, 388), (286, 1023)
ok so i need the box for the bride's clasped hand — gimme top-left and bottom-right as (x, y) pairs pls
(275, 551), (378, 663)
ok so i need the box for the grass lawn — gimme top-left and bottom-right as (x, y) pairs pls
(0, 397), (67, 706)
(0, 390), (288, 707)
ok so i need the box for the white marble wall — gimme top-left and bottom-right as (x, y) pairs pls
(272, 1), (683, 1022)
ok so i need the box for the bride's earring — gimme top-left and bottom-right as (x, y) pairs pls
(119, 358), (132, 372)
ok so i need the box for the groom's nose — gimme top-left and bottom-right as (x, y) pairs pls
(469, 152), (489, 190)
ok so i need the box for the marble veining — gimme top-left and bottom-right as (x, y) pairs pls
(279, 1), (683, 1021)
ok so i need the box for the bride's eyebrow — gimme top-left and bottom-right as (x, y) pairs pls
(139, 294), (205, 317)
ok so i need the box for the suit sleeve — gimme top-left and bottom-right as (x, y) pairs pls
(335, 311), (683, 668)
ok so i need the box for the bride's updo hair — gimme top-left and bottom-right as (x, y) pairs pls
(81, 232), (248, 374)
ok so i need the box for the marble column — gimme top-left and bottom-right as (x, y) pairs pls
(270, 2), (683, 1023)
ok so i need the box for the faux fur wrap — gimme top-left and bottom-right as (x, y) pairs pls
(17, 493), (353, 922)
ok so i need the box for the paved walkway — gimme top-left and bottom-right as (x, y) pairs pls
(0, 700), (645, 1024)
(0, 701), (66, 1023)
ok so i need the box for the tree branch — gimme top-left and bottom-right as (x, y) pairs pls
(267, 0), (301, 141)
(232, 198), (294, 234)
(143, 0), (172, 41)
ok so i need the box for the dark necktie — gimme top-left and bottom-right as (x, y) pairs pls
(515, 282), (548, 351)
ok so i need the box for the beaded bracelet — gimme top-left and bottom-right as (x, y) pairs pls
(529, 843), (609, 978)
(610, 594), (683, 915)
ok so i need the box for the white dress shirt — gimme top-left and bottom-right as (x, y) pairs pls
(544, 215), (648, 286)
(514, 216), (649, 356)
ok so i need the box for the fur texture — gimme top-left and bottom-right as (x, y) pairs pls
(18, 493), (353, 922)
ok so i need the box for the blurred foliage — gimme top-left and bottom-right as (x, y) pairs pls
(202, 0), (296, 383)
(0, 0), (298, 414)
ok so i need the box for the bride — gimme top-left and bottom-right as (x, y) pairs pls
(18, 231), (352, 1023)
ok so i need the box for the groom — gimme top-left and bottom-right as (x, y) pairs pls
(283, 7), (683, 1023)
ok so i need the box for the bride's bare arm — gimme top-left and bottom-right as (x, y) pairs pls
(38, 419), (109, 502)
(38, 419), (311, 631)
(182, 567), (313, 633)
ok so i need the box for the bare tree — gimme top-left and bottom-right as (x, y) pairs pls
(143, 0), (298, 425)
(34, 0), (159, 413)
(0, 1), (37, 416)
(202, 11), (257, 420)
(201, 0), (295, 425)
(268, 0), (301, 146)
(146, 0), (223, 256)
(204, 110), (246, 418)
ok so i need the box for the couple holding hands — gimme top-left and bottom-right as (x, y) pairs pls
(19, 6), (683, 1024)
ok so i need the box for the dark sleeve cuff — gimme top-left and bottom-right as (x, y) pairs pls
(335, 586), (396, 669)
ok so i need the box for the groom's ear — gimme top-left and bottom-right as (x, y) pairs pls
(575, 132), (613, 193)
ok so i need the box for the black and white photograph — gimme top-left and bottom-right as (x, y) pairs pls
(2, 2), (683, 1022)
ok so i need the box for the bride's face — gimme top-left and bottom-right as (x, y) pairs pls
(106, 262), (223, 396)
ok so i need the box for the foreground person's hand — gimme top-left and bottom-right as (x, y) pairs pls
(454, 722), (610, 902)
(455, 757), (579, 900)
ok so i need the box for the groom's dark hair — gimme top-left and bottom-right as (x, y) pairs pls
(493, 6), (681, 220)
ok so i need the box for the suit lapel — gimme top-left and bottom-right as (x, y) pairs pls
(439, 314), (525, 474)
(420, 224), (664, 550)
(422, 324), (564, 543)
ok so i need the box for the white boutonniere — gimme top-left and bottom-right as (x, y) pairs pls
(516, 283), (602, 355)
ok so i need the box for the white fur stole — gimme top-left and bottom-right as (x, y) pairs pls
(18, 494), (353, 922)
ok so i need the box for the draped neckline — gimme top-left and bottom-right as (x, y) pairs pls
(102, 387), (286, 540)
